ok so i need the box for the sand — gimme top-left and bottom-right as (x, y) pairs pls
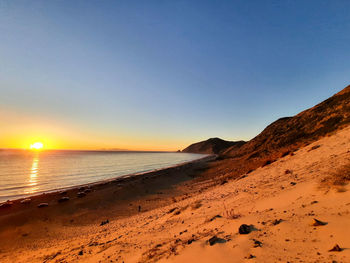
(1, 126), (350, 262)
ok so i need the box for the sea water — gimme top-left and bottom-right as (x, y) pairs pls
(0, 150), (205, 202)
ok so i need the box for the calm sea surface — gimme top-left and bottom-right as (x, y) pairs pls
(0, 150), (205, 202)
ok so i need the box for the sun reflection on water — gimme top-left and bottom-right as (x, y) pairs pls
(26, 156), (39, 194)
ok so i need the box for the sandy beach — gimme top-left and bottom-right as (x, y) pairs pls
(1, 124), (350, 262)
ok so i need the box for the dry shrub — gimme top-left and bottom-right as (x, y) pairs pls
(223, 203), (241, 219)
(320, 163), (350, 192)
(191, 200), (202, 210)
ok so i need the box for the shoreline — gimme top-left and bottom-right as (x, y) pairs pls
(0, 151), (219, 258)
(0, 154), (215, 205)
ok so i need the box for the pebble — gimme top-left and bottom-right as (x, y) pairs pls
(20, 198), (31, 204)
(58, 196), (70, 203)
(77, 192), (86, 198)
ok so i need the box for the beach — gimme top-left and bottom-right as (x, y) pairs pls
(1, 126), (350, 262)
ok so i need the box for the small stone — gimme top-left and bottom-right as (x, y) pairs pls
(272, 219), (283, 225)
(78, 250), (83, 255)
(84, 188), (92, 193)
(312, 218), (327, 226)
(58, 196), (70, 203)
(253, 240), (262, 247)
(329, 244), (342, 252)
(0, 200), (13, 208)
(100, 219), (109, 226)
(187, 238), (195, 245)
(290, 182), (297, 186)
(208, 236), (226, 246)
(37, 203), (48, 208)
(77, 192), (86, 198)
(20, 198), (31, 204)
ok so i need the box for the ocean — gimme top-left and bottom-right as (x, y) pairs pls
(0, 150), (205, 202)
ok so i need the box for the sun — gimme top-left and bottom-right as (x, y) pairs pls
(30, 142), (44, 150)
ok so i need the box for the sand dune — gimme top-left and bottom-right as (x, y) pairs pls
(1, 123), (350, 262)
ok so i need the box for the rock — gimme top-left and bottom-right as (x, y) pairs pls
(253, 239), (262, 247)
(84, 188), (92, 193)
(312, 218), (327, 226)
(239, 224), (254, 234)
(37, 203), (48, 208)
(310, 200), (318, 205)
(285, 169), (292, 174)
(167, 207), (177, 213)
(100, 219), (109, 226)
(329, 244), (342, 252)
(77, 192), (86, 198)
(246, 254), (256, 259)
(187, 238), (195, 245)
(78, 250), (83, 256)
(0, 200), (13, 208)
(58, 196), (70, 203)
(309, 145), (321, 151)
(20, 198), (31, 204)
(208, 236), (226, 246)
(272, 219), (283, 225)
(290, 182), (297, 186)
(138, 205), (141, 212)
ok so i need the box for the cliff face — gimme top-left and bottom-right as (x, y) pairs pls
(182, 138), (245, 155)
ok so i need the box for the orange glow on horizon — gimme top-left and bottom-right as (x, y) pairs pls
(0, 109), (192, 151)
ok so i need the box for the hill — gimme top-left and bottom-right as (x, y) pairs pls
(195, 85), (350, 179)
(182, 138), (245, 154)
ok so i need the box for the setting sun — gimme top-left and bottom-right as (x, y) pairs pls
(30, 142), (44, 150)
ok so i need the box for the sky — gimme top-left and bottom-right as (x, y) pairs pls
(1, 0), (350, 151)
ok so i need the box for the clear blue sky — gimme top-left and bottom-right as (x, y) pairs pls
(1, 0), (350, 150)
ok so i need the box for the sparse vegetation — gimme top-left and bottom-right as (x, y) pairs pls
(320, 163), (350, 191)
(223, 203), (241, 219)
(191, 200), (202, 210)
